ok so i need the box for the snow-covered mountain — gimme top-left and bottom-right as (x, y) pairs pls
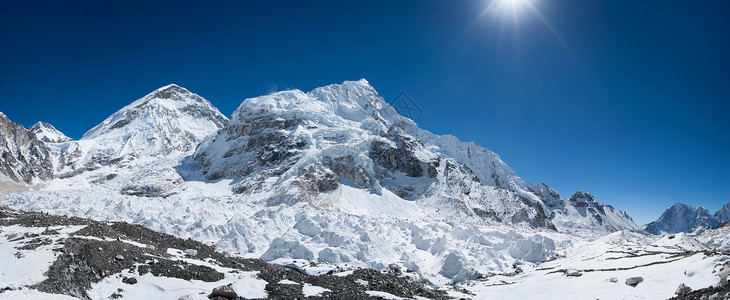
(29, 121), (72, 143)
(0, 80), (642, 285)
(644, 202), (726, 234)
(0, 112), (53, 184)
(50, 84), (228, 183)
(193, 79), (637, 234)
(714, 202), (730, 224)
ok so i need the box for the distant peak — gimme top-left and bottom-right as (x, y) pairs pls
(669, 202), (692, 209)
(570, 190), (586, 198)
(30, 121), (52, 129)
(29, 121), (72, 143)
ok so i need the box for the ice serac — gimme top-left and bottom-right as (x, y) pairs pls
(55, 84), (228, 178)
(0, 112), (53, 184)
(29, 122), (72, 143)
(645, 203), (720, 235)
(194, 79), (635, 233)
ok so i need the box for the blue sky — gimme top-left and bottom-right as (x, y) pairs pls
(1, 0), (728, 224)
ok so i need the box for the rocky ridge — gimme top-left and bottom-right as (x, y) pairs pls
(0, 112), (53, 184)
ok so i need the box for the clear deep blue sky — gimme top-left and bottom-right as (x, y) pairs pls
(1, 1), (728, 224)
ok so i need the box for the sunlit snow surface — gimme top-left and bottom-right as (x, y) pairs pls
(453, 231), (727, 300)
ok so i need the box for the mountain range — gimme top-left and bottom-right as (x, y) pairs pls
(644, 202), (730, 234)
(0, 80), (641, 284)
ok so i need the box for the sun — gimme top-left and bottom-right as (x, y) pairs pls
(502, 0), (532, 7)
(497, 0), (534, 13)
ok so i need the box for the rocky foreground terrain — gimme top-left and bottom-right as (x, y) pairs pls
(0, 205), (448, 299)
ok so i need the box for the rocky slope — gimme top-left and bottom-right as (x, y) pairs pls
(645, 202), (730, 235)
(0, 205), (447, 299)
(0, 112), (53, 184)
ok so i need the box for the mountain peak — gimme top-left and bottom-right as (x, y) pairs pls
(67, 85), (229, 170)
(645, 202), (720, 234)
(669, 202), (692, 209)
(29, 121), (72, 143)
(148, 84), (192, 100)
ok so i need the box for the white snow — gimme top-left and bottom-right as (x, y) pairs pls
(457, 243), (724, 300)
(365, 290), (409, 299)
(301, 283), (331, 297)
(88, 269), (268, 300)
(0, 225), (84, 289)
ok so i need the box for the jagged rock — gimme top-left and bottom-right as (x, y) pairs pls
(625, 276), (644, 286)
(211, 283), (237, 299)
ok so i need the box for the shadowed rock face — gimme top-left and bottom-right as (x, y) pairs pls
(0, 112), (53, 183)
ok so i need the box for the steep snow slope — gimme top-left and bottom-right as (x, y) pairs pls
(645, 203), (722, 235)
(29, 122), (72, 143)
(0, 112), (53, 184)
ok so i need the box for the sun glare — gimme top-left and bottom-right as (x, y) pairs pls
(489, 0), (536, 21)
(502, 0), (532, 8)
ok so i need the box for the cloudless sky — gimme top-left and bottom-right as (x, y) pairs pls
(1, 0), (728, 224)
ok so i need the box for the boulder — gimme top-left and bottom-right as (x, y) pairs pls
(625, 276), (643, 286)
(211, 283), (237, 299)
(566, 269), (582, 277)
(122, 277), (137, 285)
(609, 277), (618, 283)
